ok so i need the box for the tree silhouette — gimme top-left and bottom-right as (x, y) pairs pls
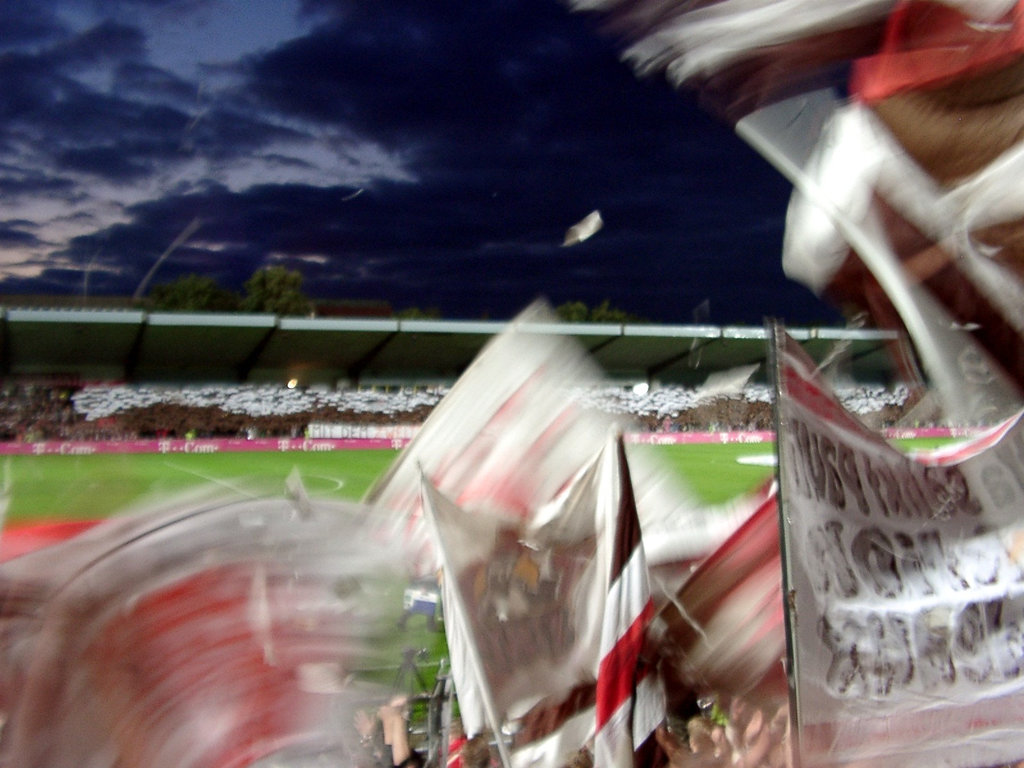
(149, 274), (241, 312)
(555, 300), (645, 323)
(241, 266), (312, 316)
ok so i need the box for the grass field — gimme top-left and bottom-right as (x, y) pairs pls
(2, 449), (394, 523)
(1, 434), (958, 524)
(2, 441), (782, 524)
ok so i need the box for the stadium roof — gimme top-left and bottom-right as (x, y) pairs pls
(0, 308), (903, 388)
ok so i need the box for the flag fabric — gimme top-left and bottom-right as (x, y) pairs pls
(0, 519), (100, 562)
(564, 0), (1024, 424)
(564, 0), (894, 122)
(779, 1), (1024, 418)
(422, 432), (664, 768)
(0, 490), (397, 768)
(650, 483), (788, 712)
(368, 300), (742, 585)
(773, 325), (1024, 768)
(420, 465), (604, 742)
(644, 477), (776, 611)
(593, 436), (660, 768)
(366, 301), (627, 578)
(511, 684), (599, 768)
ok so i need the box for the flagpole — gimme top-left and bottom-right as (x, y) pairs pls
(418, 477), (515, 768)
(766, 321), (803, 768)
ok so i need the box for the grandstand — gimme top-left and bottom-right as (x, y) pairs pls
(0, 307), (901, 387)
(0, 307), (919, 441)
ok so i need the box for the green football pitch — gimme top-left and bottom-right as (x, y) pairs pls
(1, 435), (956, 524)
(1, 441), (781, 524)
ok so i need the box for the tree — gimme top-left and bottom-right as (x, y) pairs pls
(149, 274), (241, 312)
(555, 300), (646, 323)
(589, 299), (643, 323)
(241, 266), (312, 316)
(396, 306), (443, 319)
(555, 301), (589, 323)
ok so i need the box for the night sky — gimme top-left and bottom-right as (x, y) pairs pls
(0, 0), (842, 325)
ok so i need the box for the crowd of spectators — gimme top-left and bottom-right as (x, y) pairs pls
(0, 379), (921, 442)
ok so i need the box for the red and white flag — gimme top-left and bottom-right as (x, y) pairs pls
(366, 301), (736, 583)
(420, 465), (604, 746)
(368, 301), (621, 578)
(422, 432), (664, 768)
(651, 482), (788, 710)
(565, 0), (893, 122)
(511, 684), (599, 768)
(566, 0), (1024, 423)
(593, 436), (661, 768)
(773, 325), (1024, 768)
(0, 490), (397, 768)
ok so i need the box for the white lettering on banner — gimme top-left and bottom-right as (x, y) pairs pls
(58, 443), (96, 455)
(183, 442), (218, 454)
(301, 440), (334, 452)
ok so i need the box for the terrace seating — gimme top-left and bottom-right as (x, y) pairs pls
(0, 380), (917, 441)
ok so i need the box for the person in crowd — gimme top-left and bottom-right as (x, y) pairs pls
(563, 747), (594, 768)
(354, 705), (391, 768)
(456, 734), (493, 768)
(446, 719), (468, 768)
(376, 696), (425, 768)
(653, 696), (791, 768)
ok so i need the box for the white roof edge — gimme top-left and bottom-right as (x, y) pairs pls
(5, 308), (146, 323)
(147, 312), (278, 328)
(282, 317), (401, 332)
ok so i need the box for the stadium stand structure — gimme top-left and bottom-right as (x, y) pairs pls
(0, 379), (916, 442)
(0, 308), (922, 440)
(0, 308), (901, 387)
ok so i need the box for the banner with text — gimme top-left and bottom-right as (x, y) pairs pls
(775, 326), (1024, 768)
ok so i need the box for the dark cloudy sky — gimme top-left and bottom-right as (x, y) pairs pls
(0, 0), (842, 325)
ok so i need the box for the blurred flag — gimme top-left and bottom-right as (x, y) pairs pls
(512, 684), (598, 768)
(423, 432), (664, 768)
(649, 481), (787, 713)
(366, 301), (622, 577)
(0, 489), (397, 768)
(772, 324), (1024, 768)
(566, 0), (893, 122)
(0, 519), (100, 562)
(593, 436), (660, 768)
(367, 301), (738, 583)
(420, 470), (602, 744)
(565, 0), (1024, 423)
(803, 0), (1024, 411)
(693, 363), (760, 402)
